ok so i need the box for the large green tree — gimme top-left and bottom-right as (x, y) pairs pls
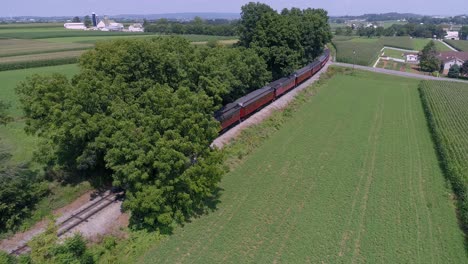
(16, 37), (270, 230)
(419, 40), (441, 72)
(460, 25), (468, 40)
(238, 3), (331, 79)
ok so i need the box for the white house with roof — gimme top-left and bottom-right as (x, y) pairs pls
(445, 31), (459, 40)
(128, 23), (144, 32)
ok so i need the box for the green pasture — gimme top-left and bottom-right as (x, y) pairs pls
(139, 70), (466, 263)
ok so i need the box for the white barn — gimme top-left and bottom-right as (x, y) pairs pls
(64, 23), (86, 30)
(128, 23), (144, 32)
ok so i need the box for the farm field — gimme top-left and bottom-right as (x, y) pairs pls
(333, 38), (382, 66)
(0, 50), (85, 64)
(0, 64), (79, 164)
(42, 34), (237, 44)
(381, 36), (413, 50)
(382, 48), (408, 59)
(139, 70), (466, 263)
(419, 80), (468, 230)
(412, 38), (451, 51)
(0, 39), (91, 57)
(444, 39), (468, 51)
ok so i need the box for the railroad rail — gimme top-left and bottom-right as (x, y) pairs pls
(9, 191), (122, 256)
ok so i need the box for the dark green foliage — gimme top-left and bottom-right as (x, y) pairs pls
(145, 18), (237, 36)
(0, 165), (49, 231)
(419, 40), (441, 72)
(238, 3), (332, 79)
(0, 100), (12, 125)
(461, 61), (468, 76)
(447, 64), (460, 78)
(83, 16), (92, 28)
(72, 16), (81, 23)
(16, 37), (275, 230)
(27, 223), (94, 264)
(459, 25), (468, 40)
(0, 58), (78, 72)
(0, 251), (15, 264)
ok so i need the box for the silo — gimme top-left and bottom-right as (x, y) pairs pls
(92, 12), (97, 27)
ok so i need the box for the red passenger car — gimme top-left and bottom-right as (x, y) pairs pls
(238, 87), (275, 119)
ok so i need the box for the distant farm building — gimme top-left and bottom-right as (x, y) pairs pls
(445, 31), (459, 40)
(128, 23), (144, 32)
(64, 23), (86, 30)
(97, 17), (124, 31)
(437, 51), (468, 74)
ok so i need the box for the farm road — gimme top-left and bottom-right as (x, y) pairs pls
(333, 62), (468, 83)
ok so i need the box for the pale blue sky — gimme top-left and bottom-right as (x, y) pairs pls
(1, 0), (466, 17)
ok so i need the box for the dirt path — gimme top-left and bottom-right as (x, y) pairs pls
(438, 39), (458, 51)
(0, 190), (128, 254)
(212, 61), (331, 149)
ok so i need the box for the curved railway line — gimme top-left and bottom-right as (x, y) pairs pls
(9, 191), (123, 256)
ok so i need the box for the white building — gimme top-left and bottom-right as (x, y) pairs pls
(64, 23), (87, 30)
(128, 23), (144, 32)
(405, 53), (419, 63)
(96, 19), (124, 32)
(445, 31), (459, 40)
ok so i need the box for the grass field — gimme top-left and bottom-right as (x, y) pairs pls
(138, 69), (466, 263)
(419, 80), (468, 232)
(444, 39), (468, 51)
(333, 38), (382, 66)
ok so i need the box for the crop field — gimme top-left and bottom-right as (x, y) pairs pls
(381, 36), (413, 50)
(0, 64), (79, 164)
(444, 39), (468, 51)
(419, 80), (468, 230)
(139, 70), (466, 263)
(333, 39), (382, 66)
(0, 39), (91, 57)
(0, 50), (85, 64)
(43, 34), (238, 44)
(412, 39), (451, 51)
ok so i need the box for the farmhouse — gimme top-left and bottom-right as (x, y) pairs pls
(64, 23), (86, 30)
(436, 51), (468, 74)
(445, 31), (459, 40)
(128, 23), (144, 32)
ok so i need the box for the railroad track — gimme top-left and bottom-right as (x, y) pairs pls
(9, 191), (122, 256)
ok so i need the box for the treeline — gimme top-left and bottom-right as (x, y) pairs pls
(144, 17), (237, 36)
(238, 3), (331, 79)
(408, 15), (468, 25)
(342, 23), (446, 38)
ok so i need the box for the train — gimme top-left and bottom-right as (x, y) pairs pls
(215, 49), (330, 131)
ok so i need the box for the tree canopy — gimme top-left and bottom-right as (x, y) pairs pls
(16, 37), (270, 230)
(419, 40), (441, 72)
(448, 64), (460, 78)
(238, 2), (332, 79)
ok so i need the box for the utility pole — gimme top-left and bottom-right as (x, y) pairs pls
(353, 50), (356, 71)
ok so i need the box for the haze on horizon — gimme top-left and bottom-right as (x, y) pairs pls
(1, 0), (466, 17)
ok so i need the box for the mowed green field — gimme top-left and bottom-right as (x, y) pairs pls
(0, 64), (79, 164)
(139, 70), (466, 263)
